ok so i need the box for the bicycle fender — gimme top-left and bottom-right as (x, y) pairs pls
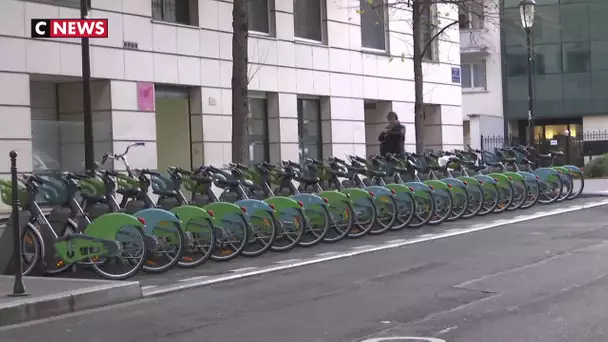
(384, 183), (414, 194)
(84, 212), (144, 241)
(502, 171), (525, 182)
(341, 187), (374, 201)
(264, 195), (303, 210)
(457, 176), (481, 186)
(318, 190), (351, 203)
(171, 205), (214, 233)
(202, 202), (244, 223)
(553, 166), (569, 175)
(440, 178), (467, 189)
(235, 199), (274, 219)
(404, 181), (433, 200)
(488, 173), (512, 189)
(516, 171), (538, 183)
(563, 165), (583, 177)
(533, 167), (561, 183)
(472, 174), (497, 185)
(290, 193), (327, 207)
(364, 185), (394, 197)
(423, 180), (450, 192)
(132, 208), (180, 236)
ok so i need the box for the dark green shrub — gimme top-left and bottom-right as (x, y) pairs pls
(584, 154), (608, 178)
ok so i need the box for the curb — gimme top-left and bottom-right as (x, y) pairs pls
(0, 281), (142, 327)
(579, 192), (608, 198)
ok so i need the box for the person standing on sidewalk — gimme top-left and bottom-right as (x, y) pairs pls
(378, 111), (406, 156)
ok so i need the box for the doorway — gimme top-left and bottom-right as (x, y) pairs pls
(155, 86), (192, 171)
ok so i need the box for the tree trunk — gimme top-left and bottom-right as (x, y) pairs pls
(411, 0), (425, 153)
(231, 0), (249, 163)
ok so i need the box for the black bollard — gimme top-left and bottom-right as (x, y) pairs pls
(8, 151), (27, 297)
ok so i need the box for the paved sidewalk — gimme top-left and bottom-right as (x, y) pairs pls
(581, 178), (608, 196)
(0, 275), (142, 326)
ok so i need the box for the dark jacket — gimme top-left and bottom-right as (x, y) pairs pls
(379, 122), (405, 156)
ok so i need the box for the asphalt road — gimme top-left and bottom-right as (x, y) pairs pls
(2, 201), (608, 341)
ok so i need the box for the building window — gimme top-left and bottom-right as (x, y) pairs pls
(152, 0), (198, 26)
(459, 0), (484, 30)
(247, 97), (270, 163)
(294, 0), (324, 42)
(419, 2), (438, 61)
(297, 98), (322, 162)
(249, 0), (271, 34)
(461, 61), (486, 90)
(360, 0), (387, 51)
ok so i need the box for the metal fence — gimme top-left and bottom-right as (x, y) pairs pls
(481, 131), (608, 166)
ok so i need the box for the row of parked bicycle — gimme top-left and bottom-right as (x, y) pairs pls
(0, 142), (583, 280)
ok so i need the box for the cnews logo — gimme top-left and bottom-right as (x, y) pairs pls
(31, 19), (108, 38)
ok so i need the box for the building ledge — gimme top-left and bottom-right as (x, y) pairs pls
(460, 46), (491, 56)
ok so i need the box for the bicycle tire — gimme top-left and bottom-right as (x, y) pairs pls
(141, 222), (186, 273)
(242, 210), (277, 256)
(538, 174), (563, 204)
(429, 189), (452, 225)
(211, 214), (249, 261)
(178, 217), (216, 268)
(568, 173), (584, 200)
(349, 197), (377, 238)
(271, 209), (304, 252)
(408, 191), (435, 228)
(299, 205), (330, 247)
(369, 194), (398, 235)
(447, 186), (469, 221)
(462, 184), (483, 219)
(507, 179), (528, 211)
(21, 223), (43, 276)
(478, 183), (499, 215)
(390, 191), (416, 230)
(493, 182), (513, 214)
(520, 179), (540, 209)
(556, 173), (573, 202)
(90, 225), (148, 280)
(324, 200), (355, 243)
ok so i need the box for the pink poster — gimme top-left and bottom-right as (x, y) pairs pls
(137, 82), (155, 111)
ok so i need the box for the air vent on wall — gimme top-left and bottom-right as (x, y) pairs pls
(123, 41), (139, 50)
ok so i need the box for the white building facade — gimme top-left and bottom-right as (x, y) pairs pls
(459, 0), (504, 149)
(0, 0), (463, 179)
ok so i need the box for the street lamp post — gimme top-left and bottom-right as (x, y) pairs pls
(519, 0), (537, 147)
(81, 0), (94, 173)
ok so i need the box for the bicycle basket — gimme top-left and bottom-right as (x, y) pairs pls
(0, 180), (28, 206)
(116, 172), (139, 190)
(79, 177), (105, 196)
(151, 173), (173, 193)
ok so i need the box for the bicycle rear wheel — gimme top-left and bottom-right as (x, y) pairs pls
(462, 184), (483, 219)
(299, 205), (330, 247)
(507, 179), (528, 211)
(141, 222), (185, 273)
(390, 191), (416, 230)
(271, 209), (304, 252)
(447, 187), (469, 221)
(408, 192), (434, 228)
(211, 214), (249, 261)
(178, 217), (215, 268)
(568, 172), (584, 200)
(493, 182), (513, 214)
(242, 210), (277, 256)
(324, 200), (354, 243)
(429, 190), (452, 225)
(538, 175), (563, 204)
(520, 179), (540, 209)
(478, 182), (499, 215)
(349, 197), (377, 238)
(370, 194), (397, 235)
(90, 225), (148, 280)
(556, 173), (573, 202)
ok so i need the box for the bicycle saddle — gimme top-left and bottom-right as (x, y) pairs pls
(215, 178), (241, 188)
(392, 166), (408, 173)
(486, 162), (503, 167)
(448, 156), (459, 162)
(296, 175), (320, 184)
(551, 151), (564, 156)
(502, 158), (516, 163)
(117, 188), (140, 197)
(367, 169), (387, 177)
(348, 166), (367, 174)
(537, 154), (552, 159)
(80, 192), (107, 203)
(522, 158), (533, 164)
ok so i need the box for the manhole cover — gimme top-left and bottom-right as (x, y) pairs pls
(362, 338), (446, 342)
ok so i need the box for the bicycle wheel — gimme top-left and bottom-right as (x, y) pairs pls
(493, 182), (513, 214)
(141, 222), (186, 273)
(568, 172), (584, 200)
(429, 189), (452, 225)
(390, 191), (416, 230)
(21, 223), (43, 276)
(462, 184), (483, 219)
(507, 179), (528, 211)
(408, 191), (435, 228)
(520, 179), (540, 209)
(211, 214), (249, 261)
(370, 194), (397, 235)
(447, 186), (469, 221)
(324, 200), (355, 243)
(556, 173), (573, 202)
(271, 208), (305, 252)
(241, 209), (277, 256)
(300, 205), (330, 247)
(90, 225), (148, 280)
(478, 182), (499, 215)
(538, 174), (563, 204)
(349, 197), (377, 238)
(178, 216), (215, 268)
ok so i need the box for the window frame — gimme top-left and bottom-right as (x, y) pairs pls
(458, 0), (485, 30)
(151, 0), (198, 26)
(248, 0), (275, 36)
(360, 0), (389, 52)
(246, 94), (270, 163)
(296, 98), (323, 162)
(293, 0), (327, 44)
(420, 2), (439, 62)
(461, 61), (487, 91)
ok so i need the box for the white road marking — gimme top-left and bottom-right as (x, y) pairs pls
(178, 276), (209, 282)
(230, 266), (258, 273)
(143, 199), (608, 297)
(141, 285), (157, 290)
(385, 239), (408, 243)
(352, 245), (376, 249)
(274, 259), (302, 264)
(362, 338), (446, 342)
(315, 251), (339, 257)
